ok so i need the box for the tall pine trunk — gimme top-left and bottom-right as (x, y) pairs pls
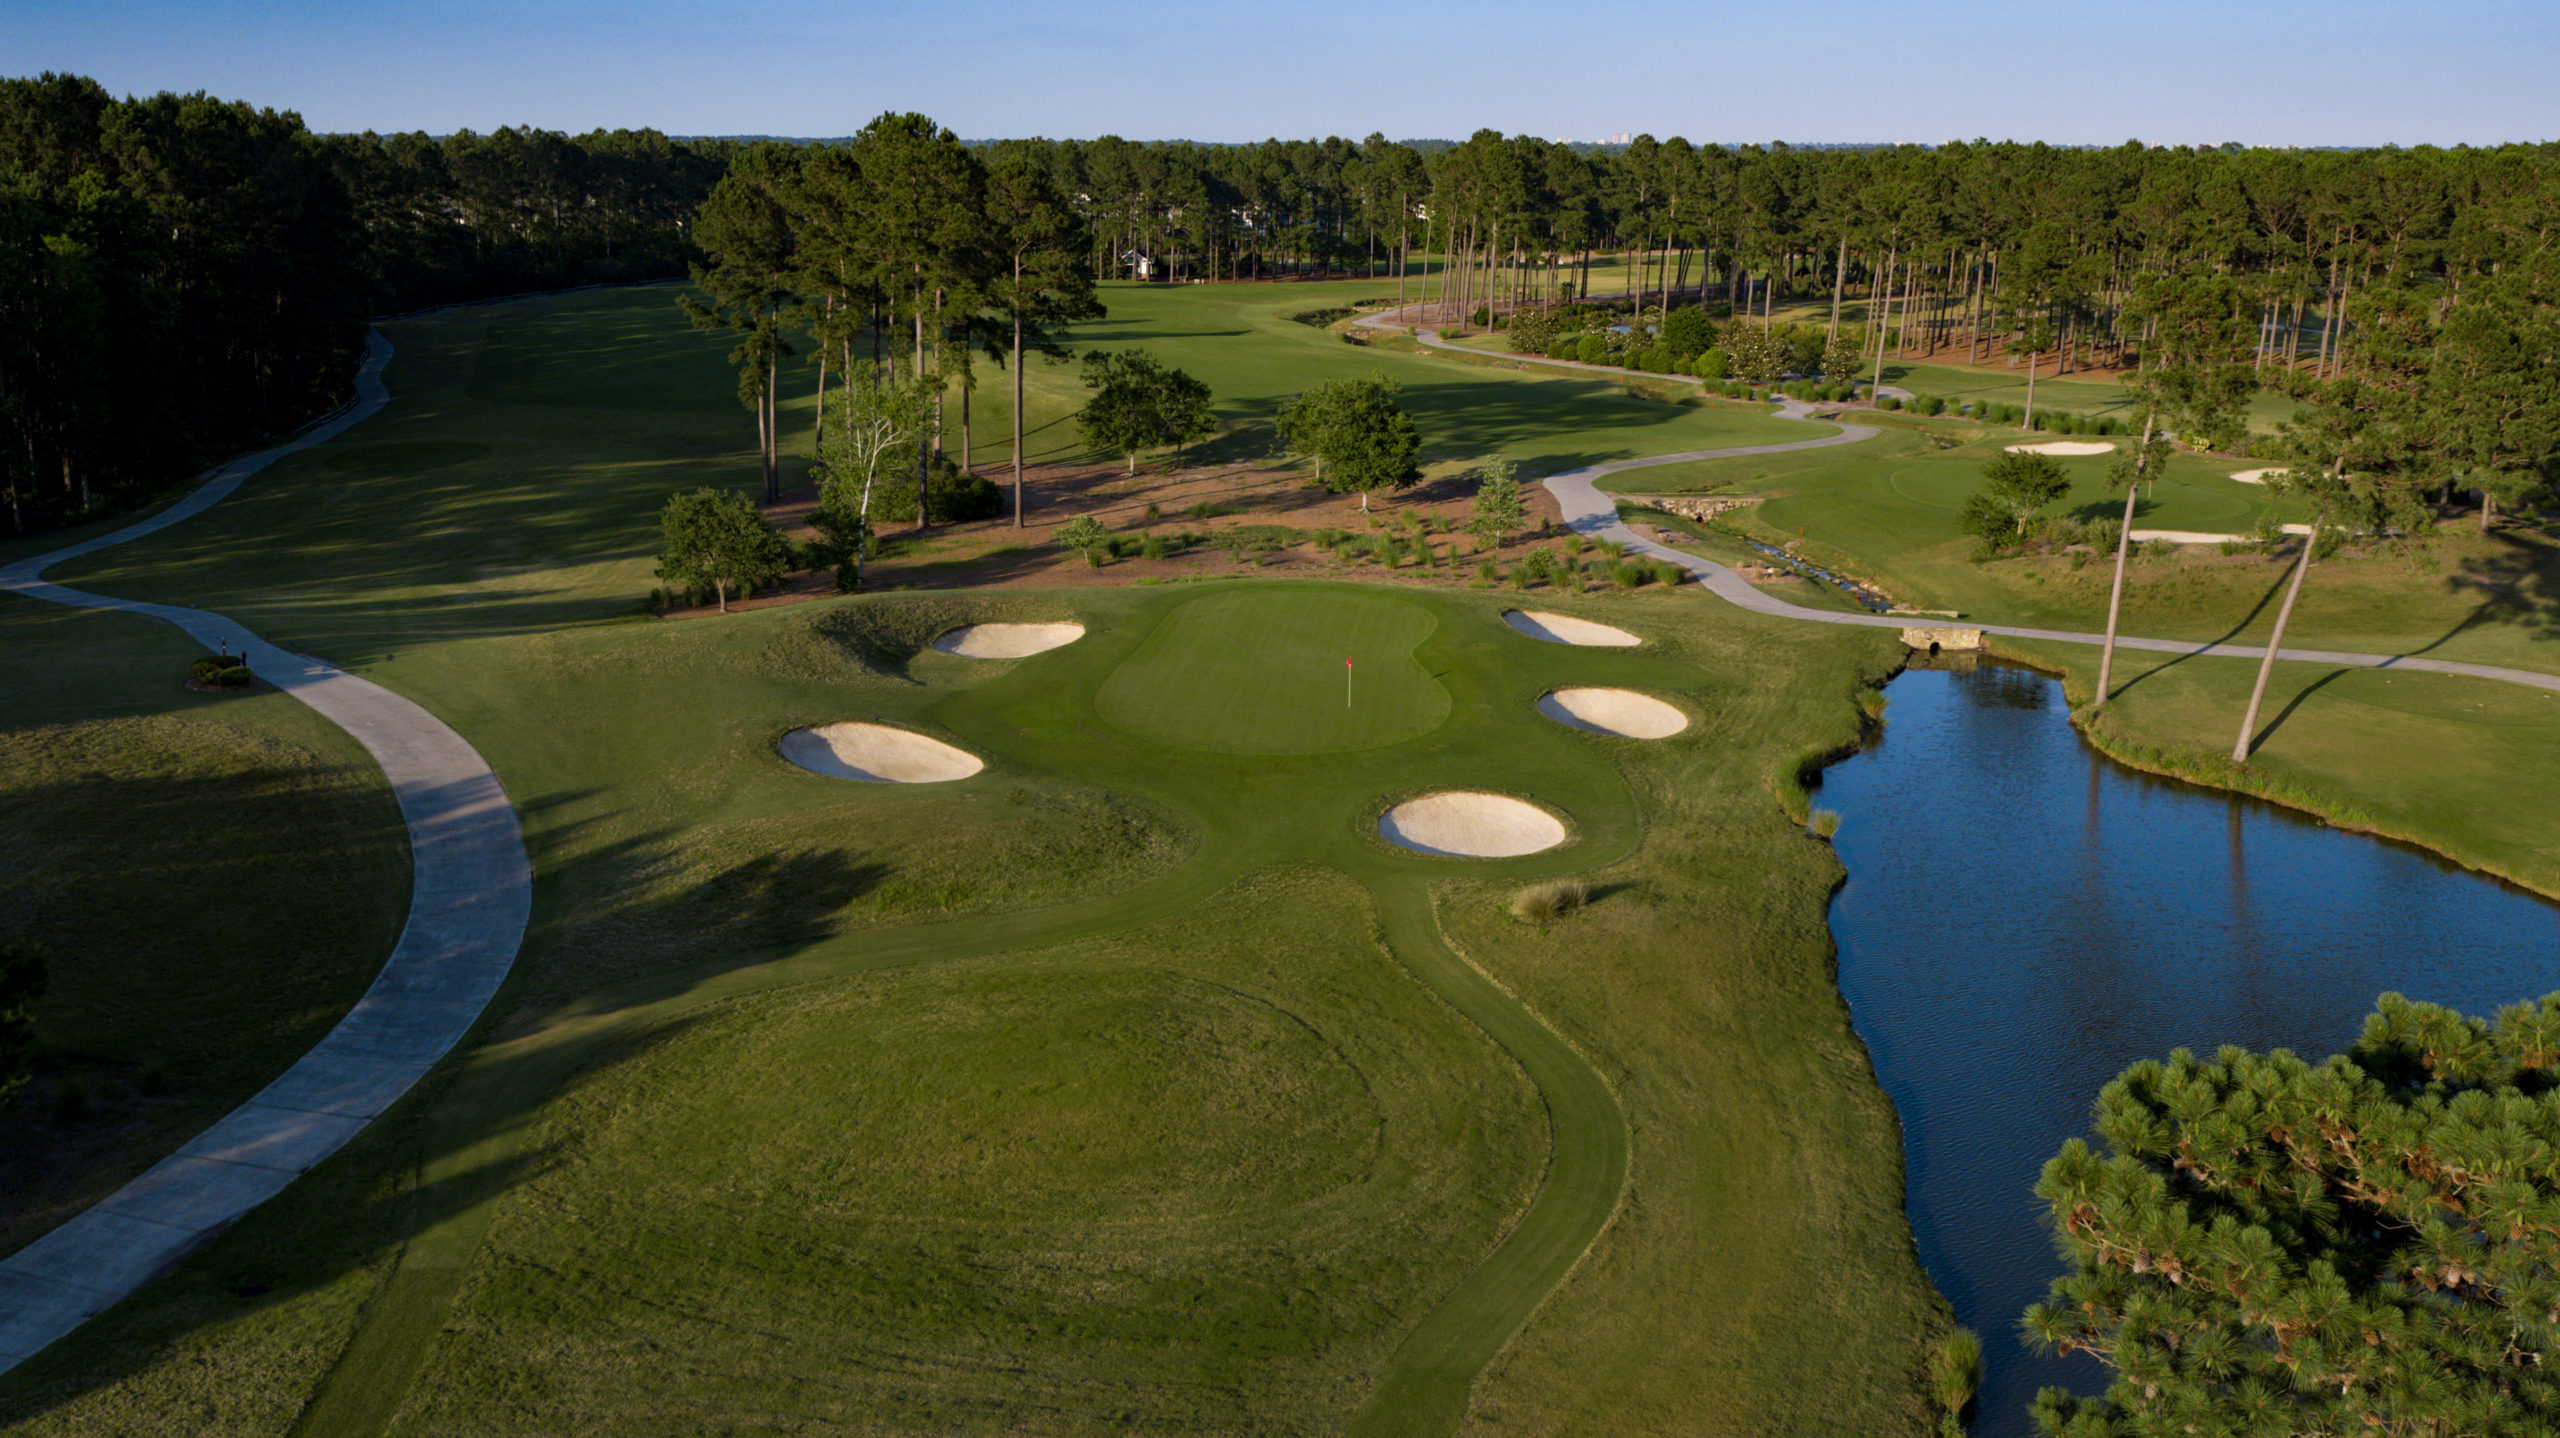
(2091, 410), (2159, 711)
(2233, 522), (2320, 761)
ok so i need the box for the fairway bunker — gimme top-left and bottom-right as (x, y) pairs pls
(780, 723), (983, 783)
(1379, 792), (1568, 858)
(933, 622), (1085, 658)
(1537, 687), (1689, 739)
(2229, 468), (2286, 485)
(2003, 440), (2116, 457)
(1503, 610), (1640, 647)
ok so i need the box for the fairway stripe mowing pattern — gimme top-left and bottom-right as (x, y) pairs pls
(0, 331), (531, 1375)
(1356, 305), (2560, 697)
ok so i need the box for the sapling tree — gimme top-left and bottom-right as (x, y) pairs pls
(657, 487), (792, 612)
(1053, 514), (1110, 565)
(1468, 459), (1527, 548)
(1275, 373), (1422, 511)
(2026, 990), (2560, 1437)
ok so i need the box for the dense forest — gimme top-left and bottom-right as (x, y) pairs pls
(0, 73), (723, 533)
(6, 69), (2555, 537)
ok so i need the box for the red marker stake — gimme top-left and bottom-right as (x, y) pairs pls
(1345, 655), (1353, 709)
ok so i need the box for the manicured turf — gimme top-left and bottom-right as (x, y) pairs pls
(1096, 588), (1452, 753)
(1599, 417), (2560, 681)
(87, 277), (2560, 1438)
(2006, 637), (2560, 899)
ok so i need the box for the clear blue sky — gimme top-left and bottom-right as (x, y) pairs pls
(8, 0), (2554, 147)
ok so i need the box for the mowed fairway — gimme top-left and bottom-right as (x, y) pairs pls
(1097, 589), (1451, 752)
(0, 285), (1948, 1438)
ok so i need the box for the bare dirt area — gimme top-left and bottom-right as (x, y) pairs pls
(659, 457), (1576, 618)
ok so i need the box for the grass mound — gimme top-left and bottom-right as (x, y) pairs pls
(1095, 588), (1450, 753)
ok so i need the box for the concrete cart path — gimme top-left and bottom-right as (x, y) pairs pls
(0, 331), (531, 1373)
(1353, 304), (2560, 695)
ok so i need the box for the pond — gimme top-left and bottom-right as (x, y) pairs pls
(1816, 658), (2560, 1437)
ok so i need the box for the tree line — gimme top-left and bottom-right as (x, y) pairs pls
(1, 72), (726, 534)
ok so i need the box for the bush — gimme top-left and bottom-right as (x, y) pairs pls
(1547, 338), (1579, 360)
(217, 665), (252, 688)
(1650, 559), (1685, 586)
(1575, 334), (1610, 365)
(1693, 348), (1730, 380)
(1609, 561), (1646, 588)
(1477, 557), (1498, 581)
(1469, 305), (1492, 327)
(1511, 879), (1588, 926)
(1879, 395), (1902, 411)
(189, 657), (225, 684)
(1140, 534), (1167, 560)
(859, 457), (1004, 523)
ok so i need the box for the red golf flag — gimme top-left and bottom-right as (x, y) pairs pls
(1345, 656), (1353, 668)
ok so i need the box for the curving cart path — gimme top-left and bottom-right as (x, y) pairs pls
(0, 332), (530, 1374)
(1361, 305), (2560, 696)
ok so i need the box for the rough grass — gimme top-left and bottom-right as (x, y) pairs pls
(0, 597), (406, 1259)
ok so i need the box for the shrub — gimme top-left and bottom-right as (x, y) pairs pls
(1575, 334), (1609, 365)
(1547, 338), (1579, 360)
(1810, 809), (1842, 839)
(1511, 879), (1588, 926)
(1609, 561), (1646, 588)
(1694, 348), (1731, 380)
(1650, 559), (1685, 586)
(217, 665), (253, 688)
(1922, 396), (1947, 417)
(1879, 395), (1903, 411)
(1140, 534), (1167, 560)
(859, 458), (1004, 523)
(1661, 305), (1715, 361)
(1054, 514), (1112, 565)
(189, 657), (225, 684)
(1143, 501), (1161, 522)
(1477, 557), (1498, 581)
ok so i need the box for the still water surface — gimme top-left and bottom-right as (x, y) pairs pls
(1818, 660), (2560, 1437)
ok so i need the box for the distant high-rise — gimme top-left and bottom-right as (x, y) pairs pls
(1609, 131), (1631, 144)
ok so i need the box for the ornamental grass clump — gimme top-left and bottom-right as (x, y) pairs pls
(1510, 879), (1588, 926)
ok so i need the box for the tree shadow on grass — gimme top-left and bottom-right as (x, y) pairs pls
(0, 821), (889, 1427)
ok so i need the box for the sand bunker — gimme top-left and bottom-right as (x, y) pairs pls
(1379, 792), (1568, 858)
(932, 622), (1085, 658)
(1502, 610), (1640, 647)
(1537, 687), (1689, 739)
(780, 723), (983, 783)
(2228, 468), (2286, 486)
(2004, 440), (2116, 456)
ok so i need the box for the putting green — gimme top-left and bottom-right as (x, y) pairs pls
(1095, 588), (1452, 754)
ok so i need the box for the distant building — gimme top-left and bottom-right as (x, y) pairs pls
(1610, 131), (1631, 144)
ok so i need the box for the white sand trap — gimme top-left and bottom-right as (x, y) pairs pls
(2228, 468), (2286, 485)
(780, 723), (983, 783)
(1502, 610), (1640, 647)
(932, 622), (1085, 658)
(2004, 440), (2117, 456)
(1380, 792), (1568, 858)
(1537, 687), (1689, 739)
